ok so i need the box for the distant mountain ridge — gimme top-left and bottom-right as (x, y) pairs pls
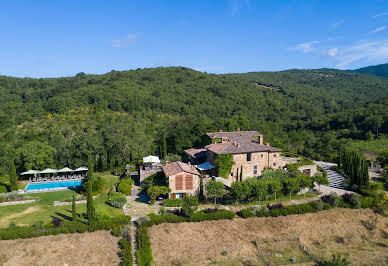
(354, 63), (388, 79)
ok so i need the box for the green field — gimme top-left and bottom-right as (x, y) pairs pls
(0, 174), (122, 228)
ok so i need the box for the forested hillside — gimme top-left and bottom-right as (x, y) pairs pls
(1, 67), (388, 175)
(354, 63), (388, 79)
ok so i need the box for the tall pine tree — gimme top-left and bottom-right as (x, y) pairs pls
(86, 157), (96, 226)
(9, 160), (18, 191)
(199, 173), (205, 202)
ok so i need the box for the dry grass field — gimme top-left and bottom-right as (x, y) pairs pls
(0, 230), (120, 266)
(149, 208), (388, 265)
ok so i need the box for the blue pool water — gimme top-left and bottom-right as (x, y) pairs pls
(25, 180), (82, 191)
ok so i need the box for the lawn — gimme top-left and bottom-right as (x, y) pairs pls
(149, 208), (388, 265)
(0, 174), (123, 228)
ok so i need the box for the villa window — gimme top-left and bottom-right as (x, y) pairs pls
(274, 154), (277, 157)
(247, 153), (252, 162)
(273, 163), (276, 167)
(253, 165), (257, 175)
(260, 153), (264, 158)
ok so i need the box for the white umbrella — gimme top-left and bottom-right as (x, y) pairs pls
(20, 169), (40, 175)
(74, 166), (88, 172)
(40, 168), (58, 174)
(58, 167), (74, 172)
(143, 155), (160, 164)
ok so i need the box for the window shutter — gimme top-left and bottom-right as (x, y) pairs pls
(176, 175), (183, 190)
(185, 175), (193, 190)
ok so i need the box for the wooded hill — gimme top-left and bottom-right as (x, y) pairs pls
(354, 62), (388, 79)
(1, 67), (388, 175)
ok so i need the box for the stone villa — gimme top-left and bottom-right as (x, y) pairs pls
(163, 130), (283, 198)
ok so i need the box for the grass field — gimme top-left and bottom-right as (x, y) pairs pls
(149, 208), (388, 265)
(0, 230), (120, 266)
(0, 174), (122, 227)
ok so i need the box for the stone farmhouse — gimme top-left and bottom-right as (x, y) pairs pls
(163, 130), (284, 198)
(162, 161), (200, 199)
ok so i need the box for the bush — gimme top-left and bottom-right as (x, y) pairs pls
(137, 225), (153, 266)
(52, 217), (63, 228)
(163, 198), (184, 207)
(0, 184), (7, 193)
(267, 203), (283, 210)
(189, 210), (235, 222)
(118, 238), (133, 266)
(106, 196), (127, 208)
(0, 215), (132, 240)
(117, 178), (133, 196)
(182, 195), (199, 217)
(0, 191), (23, 203)
(342, 193), (361, 209)
(120, 224), (131, 240)
(310, 200), (324, 211)
(238, 208), (254, 218)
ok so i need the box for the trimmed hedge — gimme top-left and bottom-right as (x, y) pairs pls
(0, 215), (131, 240)
(117, 178), (134, 196)
(137, 225), (153, 266)
(118, 238), (133, 266)
(163, 198), (184, 207)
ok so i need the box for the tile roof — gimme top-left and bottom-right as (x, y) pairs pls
(184, 148), (208, 158)
(206, 130), (262, 141)
(205, 139), (281, 155)
(162, 161), (200, 177)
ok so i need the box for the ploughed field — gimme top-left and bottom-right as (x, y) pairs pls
(0, 231), (120, 266)
(148, 208), (388, 265)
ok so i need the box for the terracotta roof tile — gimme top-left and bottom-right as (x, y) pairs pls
(162, 161), (200, 177)
(205, 140), (281, 154)
(184, 148), (208, 158)
(206, 130), (262, 141)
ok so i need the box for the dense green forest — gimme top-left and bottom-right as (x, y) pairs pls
(354, 63), (388, 79)
(1, 67), (388, 175)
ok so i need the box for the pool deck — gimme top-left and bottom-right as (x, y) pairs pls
(23, 179), (83, 194)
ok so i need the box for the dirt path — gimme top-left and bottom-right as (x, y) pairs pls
(0, 206), (41, 227)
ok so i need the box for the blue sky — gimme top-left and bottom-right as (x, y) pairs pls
(1, 0), (388, 77)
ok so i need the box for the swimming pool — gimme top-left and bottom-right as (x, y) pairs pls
(25, 180), (82, 192)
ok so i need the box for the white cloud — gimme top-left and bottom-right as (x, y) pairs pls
(111, 33), (137, 48)
(369, 26), (386, 34)
(294, 41), (320, 53)
(373, 12), (388, 18)
(326, 48), (339, 57)
(332, 20), (344, 28)
(334, 40), (388, 69)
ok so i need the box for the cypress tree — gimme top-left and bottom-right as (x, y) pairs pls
(86, 157), (96, 226)
(72, 192), (77, 221)
(162, 135), (167, 160)
(9, 160), (18, 191)
(240, 166), (243, 182)
(199, 174), (205, 202)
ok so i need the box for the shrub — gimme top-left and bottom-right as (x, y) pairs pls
(267, 203), (283, 210)
(117, 178), (133, 196)
(189, 210), (235, 222)
(118, 238), (133, 266)
(106, 194), (127, 208)
(137, 215), (151, 226)
(137, 225), (153, 266)
(310, 200), (324, 211)
(120, 224), (131, 241)
(238, 208), (254, 218)
(0, 184), (7, 193)
(52, 217), (63, 228)
(163, 198), (184, 207)
(182, 195), (199, 217)
(342, 193), (361, 209)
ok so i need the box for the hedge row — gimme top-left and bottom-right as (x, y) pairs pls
(162, 198), (184, 207)
(0, 215), (132, 240)
(118, 238), (133, 266)
(137, 225), (153, 266)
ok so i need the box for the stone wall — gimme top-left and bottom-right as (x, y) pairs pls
(0, 199), (36, 207)
(168, 171), (200, 198)
(298, 165), (318, 177)
(229, 151), (281, 180)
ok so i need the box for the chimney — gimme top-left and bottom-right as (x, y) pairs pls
(237, 128), (240, 132)
(219, 129), (223, 132)
(234, 141), (237, 146)
(266, 143), (270, 146)
(237, 142), (240, 148)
